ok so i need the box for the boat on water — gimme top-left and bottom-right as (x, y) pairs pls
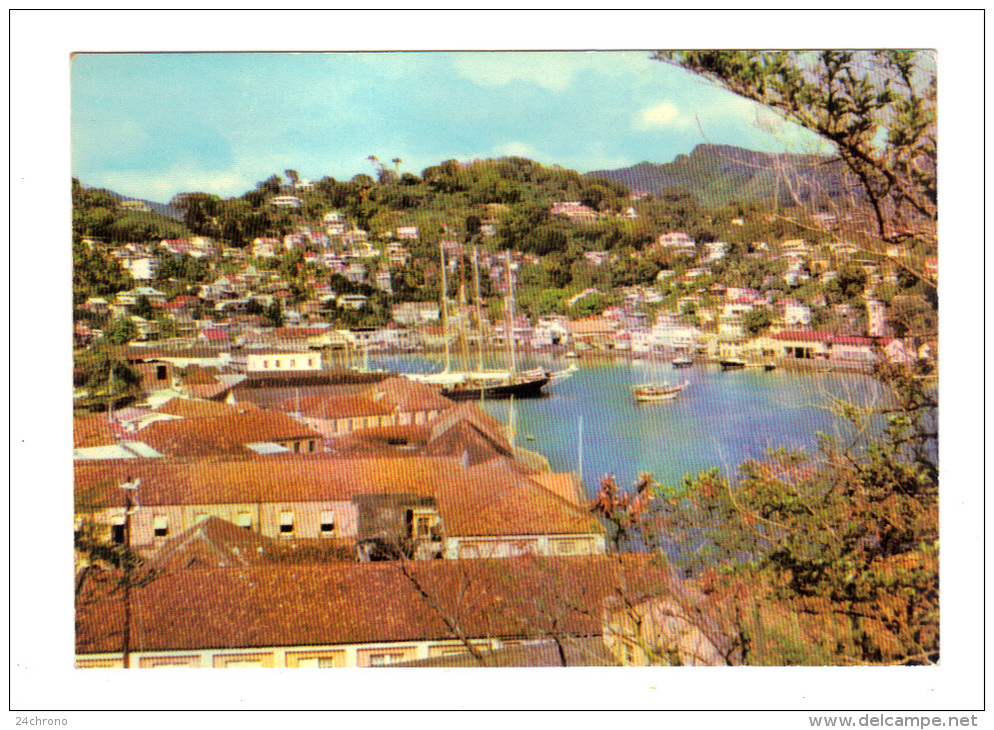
(720, 358), (748, 371)
(672, 356), (694, 369)
(631, 347), (689, 403)
(762, 362), (777, 372)
(564, 350), (581, 360)
(632, 380), (690, 403)
(411, 367), (551, 401)
(405, 245), (575, 401)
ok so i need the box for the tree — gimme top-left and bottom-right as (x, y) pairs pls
(613, 49), (942, 666)
(742, 306), (773, 336)
(658, 51), (937, 285)
(131, 295), (155, 321)
(265, 299), (284, 328)
(105, 316), (138, 345)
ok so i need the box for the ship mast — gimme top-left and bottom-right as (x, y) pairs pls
(505, 251), (517, 374)
(473, 246), (484, 374)
(440, 241), (450, 373)
(459, 244), (470, 372)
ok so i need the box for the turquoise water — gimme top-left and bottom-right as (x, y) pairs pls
(368, 352), (876, 498)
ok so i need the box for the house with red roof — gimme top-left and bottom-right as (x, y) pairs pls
(75, 554), (671, 668)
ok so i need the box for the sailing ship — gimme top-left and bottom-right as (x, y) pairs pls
(631, 346), (689, 403)
(406, 246), (574, 400)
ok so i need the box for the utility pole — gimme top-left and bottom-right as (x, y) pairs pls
(119, 477), (141, 668)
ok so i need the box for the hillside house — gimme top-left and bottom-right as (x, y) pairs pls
(270, 195), (302, 208)
(551, 202), (598, 223)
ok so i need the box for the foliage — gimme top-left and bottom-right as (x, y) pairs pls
(742, 306), (773, 336)
(585, 51), (942, 665)
(105, 316), (138, 344)
(658, 51), (937, 279)
(72, 237), (134, 305)
(265, 299), (284, 328)
(567, 292), (612, 320)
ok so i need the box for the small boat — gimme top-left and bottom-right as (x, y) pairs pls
(762, 362), (777, 372)
(720, 358), (747, 371)
(564, 351), (581, 360)
(632, 380), (690, 403)
(672, 356), (693, 369)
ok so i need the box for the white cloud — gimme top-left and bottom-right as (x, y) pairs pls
(636, 101), (691, 130)
(493, 141), (544, 159)
(94, 165), (254, 202)
(454, 51), (646, 92)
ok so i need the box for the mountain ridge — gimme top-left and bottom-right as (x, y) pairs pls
(585, 143), (847, 209)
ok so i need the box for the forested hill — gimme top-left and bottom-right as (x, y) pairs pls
(585, 144), (848, 209)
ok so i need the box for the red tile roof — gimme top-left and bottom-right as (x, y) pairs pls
(74, 455), (602, 538)
(137, 411), (321, 457)
(76, 555), (674, 655)
(73, 416), (119, 448)
(276, 377), (453, 420)
(149, 517), (275, 571)
(154, 398), (257, 420)
(771, 330), (835, 342)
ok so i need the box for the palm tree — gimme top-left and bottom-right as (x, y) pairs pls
(392, 157), (402, 176)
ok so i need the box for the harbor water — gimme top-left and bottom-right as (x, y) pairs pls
(365, 351), (879, 498)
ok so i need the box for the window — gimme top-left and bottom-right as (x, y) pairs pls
(140, 655), (201, 668)
(275, 360), (281, 368)
(156, 365), (168, 381)
(414, 516), (432, 540)
(368, 653), (404, 667)
(153, 515), (169, 539)
(290, 359), (296, 368)
(263, 360), (269, 369)
(622, 642), (636, 666)
(110, 515), (126, 545)
(320, 511), (335, 537)
(213, 653), (273, 668)
(285, 650), (347, 668)
(308, 358), (315, 367)
(236, 512), (253, 530)
(555, 539), (576, 555)
(74, 516), (84, 542)
(308, 440), (316, 453)
(279, 511), (295, 536)
(293, 441), (300, 454)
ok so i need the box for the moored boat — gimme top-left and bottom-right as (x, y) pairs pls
(720, 358), (747, 371)
(632, 379), (690, 403)
(672, 356), (693, 369)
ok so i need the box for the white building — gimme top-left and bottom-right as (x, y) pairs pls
(245, 352), (322, 373)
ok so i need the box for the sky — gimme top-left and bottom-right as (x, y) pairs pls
(71, 51), (828, 203)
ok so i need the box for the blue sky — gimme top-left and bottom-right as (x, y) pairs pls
(72, 51), (826, 203)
